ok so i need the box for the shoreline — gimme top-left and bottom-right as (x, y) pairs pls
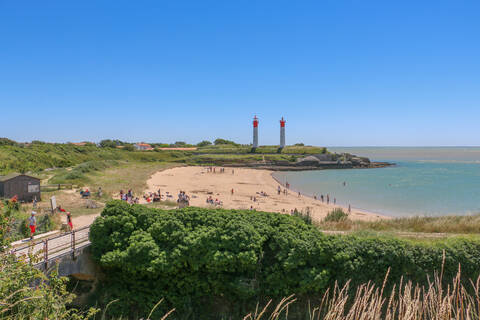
(146, 166), (386, 222)
(269, 172), (390, 219)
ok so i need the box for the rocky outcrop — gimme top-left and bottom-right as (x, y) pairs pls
(222, 152), (393, 171)
(293, 153), (389, 169)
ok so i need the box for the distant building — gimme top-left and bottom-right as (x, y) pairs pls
(70, 142), (89, 146)
(0, 173), (41, 202)
(134, 143), (154, 151)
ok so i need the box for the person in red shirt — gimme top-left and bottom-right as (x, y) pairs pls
(66, 212), (73, 231)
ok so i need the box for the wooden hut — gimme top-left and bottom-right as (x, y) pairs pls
(0, 173), (41, 202)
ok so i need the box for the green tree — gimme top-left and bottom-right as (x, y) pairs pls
(0, 138), (18, 146)
(214, 138), (238, 146)
(123, 144), (135, 151)
(196, 140), (212, 147)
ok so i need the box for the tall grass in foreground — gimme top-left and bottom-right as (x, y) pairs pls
(145, 267), (479, 320)
(242, 267), (480, 320)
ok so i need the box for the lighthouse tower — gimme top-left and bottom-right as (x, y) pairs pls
(280, 117), (286, 148)
(252, 115), (259, 148)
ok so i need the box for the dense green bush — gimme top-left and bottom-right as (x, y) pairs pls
(90, 201), (329, 318)
(196, 140), (212, 147)
(89, 202), (480, 319)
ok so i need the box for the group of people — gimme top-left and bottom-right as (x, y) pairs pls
(120, 189), (140, 204)
(284, 181), (353, 215)
(206, 167), (234, 174)
(313, 194), (336, 205)
(206, 196), (222, 206)
(144, 189), (163, 203)
(28, 205), (73, 240)
(177, 191), (190, 205)
(277, 186), (288, 195)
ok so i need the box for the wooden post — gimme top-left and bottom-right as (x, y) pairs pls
(71, 230), (76, 259)
(44, 239), (48, 269)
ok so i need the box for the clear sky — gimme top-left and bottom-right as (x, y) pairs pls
(1, 1), (479, 146)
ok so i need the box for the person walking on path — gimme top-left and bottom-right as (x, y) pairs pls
(29, 211), (36, 240)
(66, 212), (73, 231)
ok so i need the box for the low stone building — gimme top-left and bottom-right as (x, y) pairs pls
(0, 173), (41, 202)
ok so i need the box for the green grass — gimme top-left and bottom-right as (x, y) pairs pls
(0, 143), (328, 176)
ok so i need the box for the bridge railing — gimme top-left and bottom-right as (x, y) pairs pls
(12, 225), (91, 268)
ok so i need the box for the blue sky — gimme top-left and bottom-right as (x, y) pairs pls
(1, 1), (479, 146)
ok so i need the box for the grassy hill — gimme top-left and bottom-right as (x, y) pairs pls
(0, 141), (327, 175)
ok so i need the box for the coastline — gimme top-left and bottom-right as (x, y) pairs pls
(146, 166), (386, 222)
(269, 171), (390, 219)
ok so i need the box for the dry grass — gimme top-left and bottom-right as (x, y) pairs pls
(317, 214), (480, 235)
(241, 266), (480, 320)
(145, 266), (480, 320)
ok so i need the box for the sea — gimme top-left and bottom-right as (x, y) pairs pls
(272, 147), (480, 217)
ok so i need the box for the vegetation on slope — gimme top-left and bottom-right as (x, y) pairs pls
(0, 202), (97, 319)
(89, 201), (480, 318)
(0, 138), (327, 175)
(318, 213), (480, 234)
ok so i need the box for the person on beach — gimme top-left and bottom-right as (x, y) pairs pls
(314, 195), (317, 200)
(231, 188), (234, 195)
(348, 204), (351, 214)
(278, 186), (281, 195)
(66, 212), (73, 231)
(298, 192), (301, 198)
(321, 194), (324, 202)
(334, 198), (336, 205)
(326, 194), (330, 204)
(29, 211), (36, 240)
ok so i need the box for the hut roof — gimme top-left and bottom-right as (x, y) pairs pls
(0, 173), (39, 182)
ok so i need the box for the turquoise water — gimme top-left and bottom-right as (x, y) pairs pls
(272, 147), (480, 217)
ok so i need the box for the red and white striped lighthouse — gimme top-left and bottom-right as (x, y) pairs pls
(280, 117), (286, 148)
(253, 115), (259, 148)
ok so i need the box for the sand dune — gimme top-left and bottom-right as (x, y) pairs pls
(146, 166), (385, 222)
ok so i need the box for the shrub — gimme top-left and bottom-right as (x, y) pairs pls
(90, 202), (328, 318)
(89, 202), (480, 318)
(214, 138), (239, 146)
(291, 208), (312, 225)
(0, 137), (18, 146)
(324, 208), (349, 222)
(196, 140), (212, 147)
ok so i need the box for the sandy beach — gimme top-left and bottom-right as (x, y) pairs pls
(146, 166), (386, 222)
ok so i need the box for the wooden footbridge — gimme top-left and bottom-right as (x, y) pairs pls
(11, 226), (91, 269)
